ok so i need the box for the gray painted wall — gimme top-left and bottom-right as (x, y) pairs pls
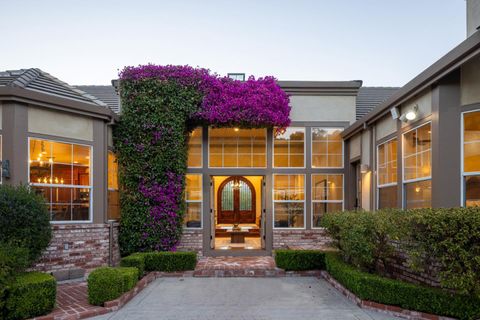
(467, 0), (480, 37)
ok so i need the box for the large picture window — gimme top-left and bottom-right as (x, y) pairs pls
(312, 174), (343, 228)
(29, 138), (92, 222)
(188, 128), (202, 168)
(377, 138), (398, 209)
(108, 151), (120, 220)
(311, 128), (343, 168)
(185, 174), (202, 228)
(273, 174), (305, 228)
(463, 110), (480, 207)
(403, 123), (431, 209)
(273, 127), (305, 168)
(209, 128), (266, 168)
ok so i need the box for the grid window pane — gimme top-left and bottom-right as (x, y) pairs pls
(209, 128), (266, 168)
(403, 123), (431, 182)
(312, 202), (342, 228)
(405, 180), (431, 209)
(185, 174), (202, 228)
(464, 111), (480, 173)
(377, 139), (397, 186)
(378, 185), (398, 209)
(312, 174), (343, 227)
(274, 128), (305, 168)
(188, 128), (203, 168)
(273, 175), (305, 228)
(312, 128), (343, 168)
(29, 138), (92, 221)
(465, 175), (480, 207)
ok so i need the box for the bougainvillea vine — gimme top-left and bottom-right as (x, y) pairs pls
(115, 64), (290, 255)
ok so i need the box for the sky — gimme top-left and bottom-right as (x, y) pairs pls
(0, 0), (467, 87)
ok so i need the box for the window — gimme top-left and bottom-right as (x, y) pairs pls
(29, 138), (91, 222)
(209, 128), (266, 168)
(311, 128), (343, 168)
(463, 110), (480, 207)
(273, 127), (305, 168)
(108, 151), (120, 220)
(0, 135), (2, 184)
(377, 139), (398, 208)
(403, 123), (431, 209)
(185, 174), (202, 228)
(312, 174), (343, 228)
(273, 174), (305, 228)
(188, 128), (202, 168)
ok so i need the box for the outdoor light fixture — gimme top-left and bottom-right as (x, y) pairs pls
(399, 104), (419, 123)
(390, 107), (400, 120)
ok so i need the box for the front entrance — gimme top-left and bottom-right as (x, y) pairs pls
(210, 175), (265, 251)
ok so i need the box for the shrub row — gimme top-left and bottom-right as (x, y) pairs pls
(87, 267), (139, 306)
(325, 253), (480, 320)
(121, 251), (197, 273)
(274, 250), (326, 271)
(2, 272), (56, 320)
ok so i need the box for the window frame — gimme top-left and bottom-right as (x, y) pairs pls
(272, 174), (306, 230)
(401, 122), (432, 209)
(187, 127), (203, 169)
(184, 174), (203, 229)
(107, 150), (120, 221)
(310, 127), (344, 169)
(376, 137), (398, 209)
(28, 137), (93, 224)
(461, 109), (480, 207)
(311, 174), (344, 229)
(207, 127), (267, 169)
(272, 127), (306, 169)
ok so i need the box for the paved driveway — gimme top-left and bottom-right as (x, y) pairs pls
(91, 277), (400, 320)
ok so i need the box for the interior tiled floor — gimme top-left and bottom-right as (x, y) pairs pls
(214, 236), (261, 250)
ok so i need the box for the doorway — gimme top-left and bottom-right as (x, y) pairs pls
(210, 175), (265, 251)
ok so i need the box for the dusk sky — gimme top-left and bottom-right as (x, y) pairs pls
(0, 0), (466, 86)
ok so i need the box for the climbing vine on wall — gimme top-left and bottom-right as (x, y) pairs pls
(114, 65), (290, 255)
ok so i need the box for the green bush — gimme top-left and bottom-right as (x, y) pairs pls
(0, 185), (52, 264)
(275, 250), (326, 271)
(120, 253), (145, 276)
(0, 243), (30, 312)
(142, 251), (197, 272)
(321, 209), (402, 273)
(118, 267), (139, 292)
(88, 267), (125, 306)
(402, 207), (480, 298)
(3, 272), (56, 320)
(325, 253), (480, 320)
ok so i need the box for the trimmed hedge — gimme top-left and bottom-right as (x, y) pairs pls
(87, 267), (138, 306)
(325, 253), (480, 320)
(275, 250), (326, 271)
(120, 253), (145, 276)
(3, 272), (56, 320)
(142, 252), (197, 272)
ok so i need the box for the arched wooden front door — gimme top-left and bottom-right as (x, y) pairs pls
(217, 176), (256, 224)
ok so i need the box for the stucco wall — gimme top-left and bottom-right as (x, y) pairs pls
(0, 103), (2, 130)
(461, 54), (480, 105)
(376, 115), (396, 141)
(289, 95), (356, 123)
(467, 0), (480, 37)
(361, 130), (371, 166)
(28, 107), (93, 141)
(349, 134), (361, 160)
(400, 90), (432, 128)
(361, 171), (372, 211)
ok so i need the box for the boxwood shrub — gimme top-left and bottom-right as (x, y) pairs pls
(87, 267), (139, 306)
(275, 250), (326, 271)
(325, 253), (480, 320)
(3, 272), (56, 320)
(120, 253), (145, 276)
(142, 252), (197, 272)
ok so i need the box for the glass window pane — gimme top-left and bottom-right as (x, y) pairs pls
(378, 185), (398, 209)
(405, 180), (431, 209)
(403, 124), (431, 181)
(108, 190), (120, 220)
(312, 128), (344, 168)
(185, 174), (202, 201)
(187, 128), (202, 168)
(52, 163), (72, 185)
(108, 152), (118, 190)
(274, 175), (305, 201)
(72, 204), (89, 221)
(274, 127), (305, 168)
(30, 139), (52, 163)
(52, 142), (72, 164)
(184, 202), (202, 228)
(312, 174), (343, 201)
(52, 204), (71, 221)
(73, 165), (90, 186)
(312, 202), (342, 228)
(274, 202), (304, 228)
(465, 175), (480, 207)
(73, 145), (90, 166)
(32, 186), (51, 203)
(378, 139), (398, 186)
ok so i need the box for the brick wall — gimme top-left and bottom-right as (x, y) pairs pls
(177, 229), (203, 255)
(32, 223), (120, 274)
(273, 229), (332, 250)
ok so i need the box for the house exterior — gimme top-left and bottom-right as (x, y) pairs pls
(0, 0), (479, 277)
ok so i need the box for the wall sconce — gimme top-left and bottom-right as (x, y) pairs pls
(399, 104), (419, 122)
(1, 160), (10, 179)
(360, 164), (370, 174)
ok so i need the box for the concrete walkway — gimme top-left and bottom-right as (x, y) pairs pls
(91, 277), (400, 320)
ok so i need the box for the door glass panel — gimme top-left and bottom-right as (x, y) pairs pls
(221, 181), (234, 211)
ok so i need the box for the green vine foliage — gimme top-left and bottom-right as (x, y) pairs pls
(114, 80), (202, 255)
